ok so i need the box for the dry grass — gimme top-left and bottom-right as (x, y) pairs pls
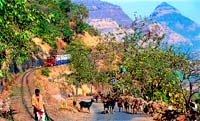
(78, 32), (99, 47)
(32, 37), (52, 59)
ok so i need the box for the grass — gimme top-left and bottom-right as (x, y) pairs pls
(9, 83), (22, 97)
(34, 69), (41, 75)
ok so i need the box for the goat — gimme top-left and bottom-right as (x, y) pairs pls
(124, 100), (129, 112)
(102, 98), (116, 114)
(102, 100), (109, 114)
(117, 99), (123, 112)
(109, 98), (117, 113)
(103, 100), (109, 111)
(79, 99), (94, 112)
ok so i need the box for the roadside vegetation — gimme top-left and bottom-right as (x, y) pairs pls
(0, 0), (199, 119)
(0, 0), (98, 88)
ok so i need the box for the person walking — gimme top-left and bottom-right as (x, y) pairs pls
(32, 89), (46, 121)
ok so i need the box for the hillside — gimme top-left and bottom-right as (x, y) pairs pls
(89, 18), (134, 41)
(71, 0), (132, 27)
(146, 22), (189, 45)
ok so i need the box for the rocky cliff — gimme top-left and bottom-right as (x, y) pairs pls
(71, 0), (132, 27)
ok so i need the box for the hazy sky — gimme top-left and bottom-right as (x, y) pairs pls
(102, 0), (200, 24)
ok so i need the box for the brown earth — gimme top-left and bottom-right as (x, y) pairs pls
(9, 65), (99, 120)
(78, 32), (99, 47)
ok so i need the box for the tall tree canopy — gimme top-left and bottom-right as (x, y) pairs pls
(0, 0), (44, 71)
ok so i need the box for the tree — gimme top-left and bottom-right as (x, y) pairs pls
(68, 3), (89, 34)
(177, 59), (200, 112)
(66, 40), (95, 95)
(30, 0), (71, 47)
(0, 0), (49, 83)
(121, 16), (189, 107)
(0, 0), (50, 91)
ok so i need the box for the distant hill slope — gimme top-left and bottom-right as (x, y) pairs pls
(150, 2), (200, 52)
(89, 18), (134, 41)
(71, 0), (132, 27)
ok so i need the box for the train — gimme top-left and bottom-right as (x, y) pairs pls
(45, 54), (71, 66)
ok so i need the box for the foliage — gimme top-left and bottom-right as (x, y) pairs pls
(30, 0), (71, 47)
(0, 0), (96, 73)
(29, 0), (97, 46)
(96, 43), (105, 52)
(68, 14), (199, 113)
(0, 70), (3, 78)
(118, 16), (196, 111)
(1, 0), (198, 115)
(41, 67), (50, 76)
(130, 85), (141, 97)
(84, 24), (99, 36)
(9, 83), (21, 97)
(177, 60), (200, 111)
(112, 79), (132, 93)
(0, 0), (42, 70)
(0, 0), (98, 93)
(96, 72), (108, 83)
(66, 39), (95, 84)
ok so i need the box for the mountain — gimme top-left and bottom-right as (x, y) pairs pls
(89, 18), (134, 41)
(150, 2), (200, 52)
(71, 1), (200, 53)
(71, 0), (132, 27)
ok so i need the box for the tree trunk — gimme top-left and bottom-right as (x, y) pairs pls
(102, 83), (104, 93)
(91, 83), (93, 94)
(76, 84), (78, 96)
(151, 84), (154, 100)
(0, 78), (3, 93)
(0, 75), (7, 92)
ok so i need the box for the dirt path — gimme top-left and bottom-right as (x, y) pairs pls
(91, 102), (153, 121)
(11, 70), (35, 121)
(71, 98), (153, 121)
(11, 69), (153, 121)
(60, 98), (153, 121)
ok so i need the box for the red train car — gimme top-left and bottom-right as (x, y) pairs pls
(45, 56), (56, 66)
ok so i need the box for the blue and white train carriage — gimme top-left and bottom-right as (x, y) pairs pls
(45, 54), (71, 66)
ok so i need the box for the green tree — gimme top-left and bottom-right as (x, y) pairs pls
(66, 40), (95, 95)
(0, 0), (48, 89)
(121, 16), (188, 107)
(177, 59), (200, 111)
(0, 0), (45, 71)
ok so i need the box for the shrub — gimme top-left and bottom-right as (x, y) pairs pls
(84, 24), (99, 36)
(96, 43), (105, 51)
(41, 68), (50, 76)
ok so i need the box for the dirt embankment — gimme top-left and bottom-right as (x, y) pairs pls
(8, 65), (98, 120)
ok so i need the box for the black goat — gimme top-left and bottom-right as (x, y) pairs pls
(103, 100), (109, 111)
(103, 98), (116, 114)
(79, 99), (94, 112)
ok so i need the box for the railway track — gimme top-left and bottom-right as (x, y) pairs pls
(20, 69), (35, 120)
(20, 69), (54, 121)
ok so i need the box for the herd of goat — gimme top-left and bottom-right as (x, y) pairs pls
(78, 93), (198, 120)
(78, 93), (148, 114)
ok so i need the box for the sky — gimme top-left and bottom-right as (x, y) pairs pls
(102, 0), (200, 24)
